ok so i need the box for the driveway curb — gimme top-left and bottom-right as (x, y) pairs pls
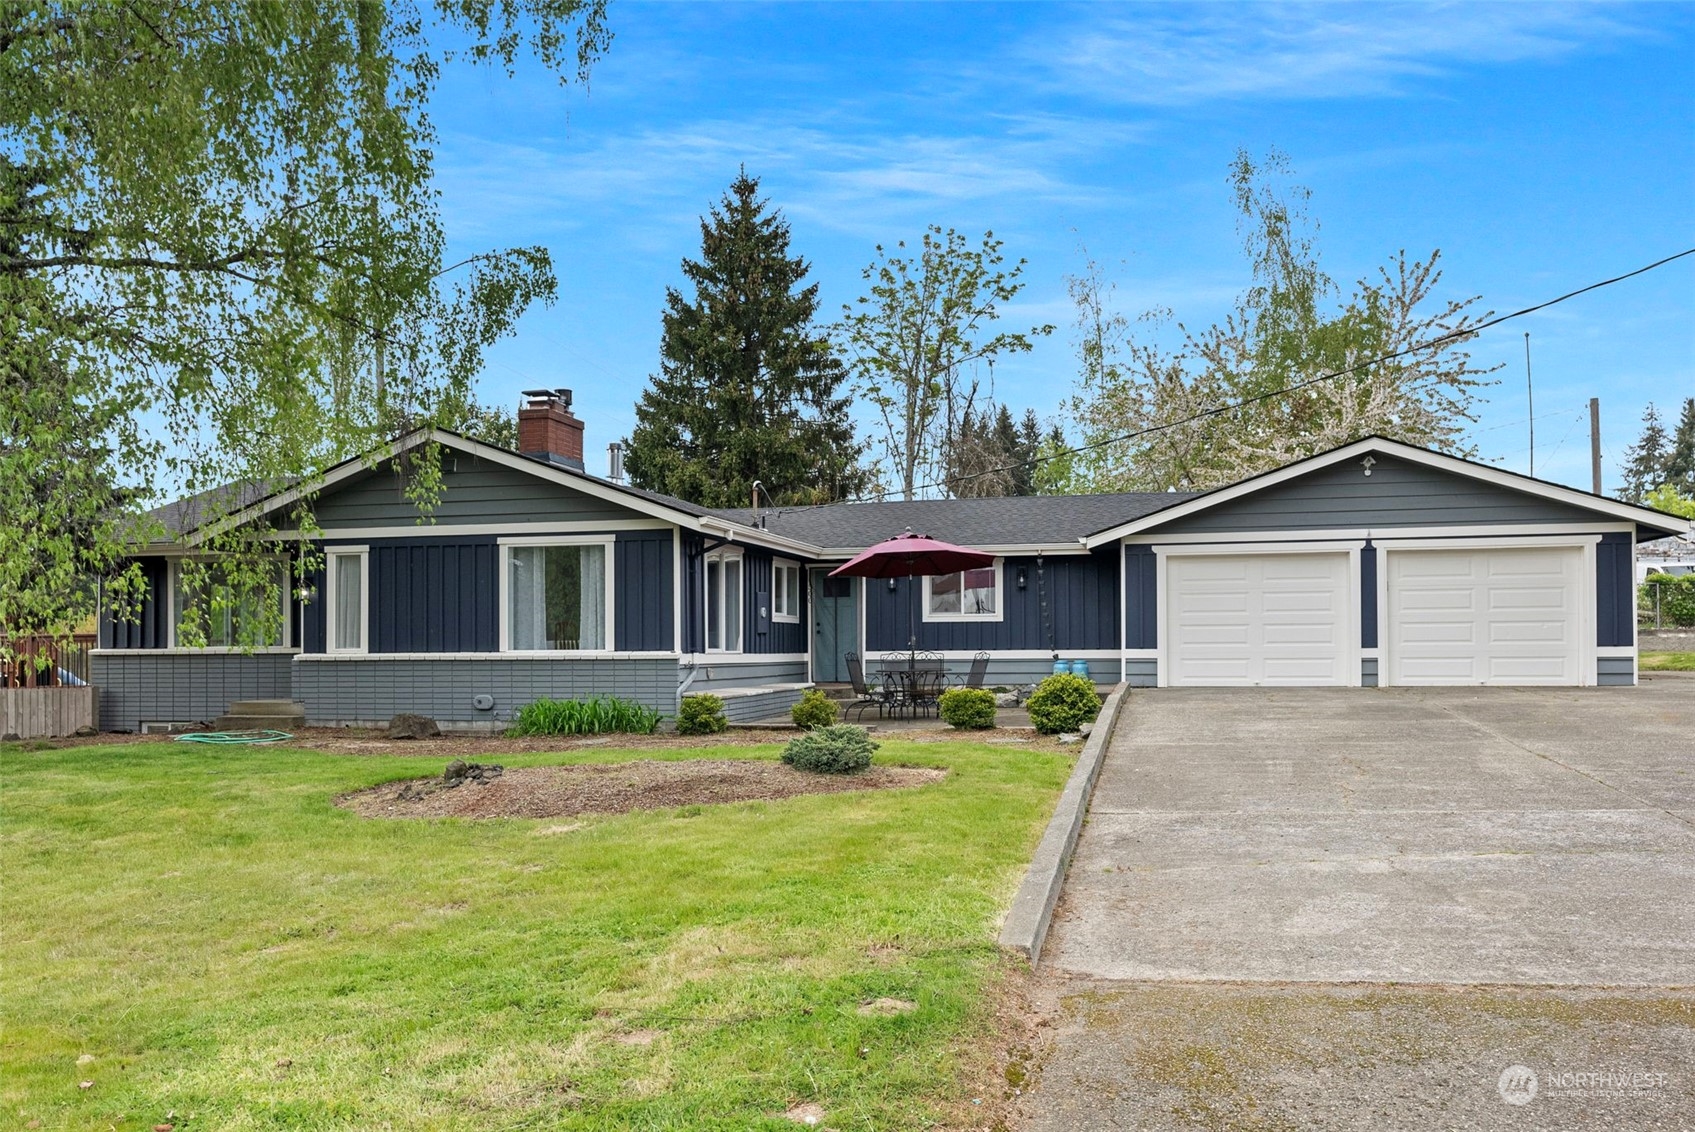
(998, 681), (1130, 966)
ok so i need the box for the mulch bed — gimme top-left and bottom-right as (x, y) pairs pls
(338, 758), (948, 820)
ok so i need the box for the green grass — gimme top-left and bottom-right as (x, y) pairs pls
(1639, 650), (1695, 671)
(0, 738), (1069, 1130)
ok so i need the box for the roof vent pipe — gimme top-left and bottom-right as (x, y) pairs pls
(607, 442), (624, 483)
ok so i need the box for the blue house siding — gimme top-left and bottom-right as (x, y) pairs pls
(311, 457), (638, 528)
(99, 556), (170, 649)
(1123, 545), (1157, 649)
(1595, 532), (1634, 648)
(90, 651), (293, 731)
(680, 532), (707, 654)
(740, 549), (808, 655)
(366, 539), (499, 653)
(865, 550), (1119, 653)
(1360, 543), (1378, 649)
(614, 530), (676, 652)
(1155, 454), (1605, 534)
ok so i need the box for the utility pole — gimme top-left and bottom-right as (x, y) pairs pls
(1524, 332), (1534, 477)
(1589, 397), (1602, 495)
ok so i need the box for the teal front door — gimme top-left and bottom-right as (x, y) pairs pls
(811, 571), (858, 683)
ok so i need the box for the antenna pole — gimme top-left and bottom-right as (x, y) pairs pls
(1589, 398), (1602, 495)
(1524, 332), (1534, 477)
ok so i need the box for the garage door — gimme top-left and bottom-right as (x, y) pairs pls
(1386, 546), (1584, 685)
(1167, 553), (1352, 686)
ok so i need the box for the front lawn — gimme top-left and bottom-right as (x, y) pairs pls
(0, 738), (1068, 1130)
(1639, 650), (1695, 671)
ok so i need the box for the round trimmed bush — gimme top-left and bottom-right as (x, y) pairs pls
(790, 688), (840, 730)
(677, 693), (728, 735)
(1025, 672), (1101, 735)
(938, 686), (997, 729)
(781, 724), (878, 774)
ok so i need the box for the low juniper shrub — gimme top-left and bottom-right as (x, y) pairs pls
(937, 686), (997, 729)
(790, 688), (840, 730)
(1025, 672), (1101, 735)
(676, 693), (728, 736)
(781, 724), (878, 774)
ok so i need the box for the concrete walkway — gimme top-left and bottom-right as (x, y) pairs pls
(1016, 677), (1695, 1129)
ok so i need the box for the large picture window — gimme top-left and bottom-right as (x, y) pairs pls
(325, 549), (367, 653)
(506, 541), (610, 651)
(171, 559), (288, 647)
(772, 559), (801, 623)
(706, 550), (743, 652)
(923, 563), (1001, 621)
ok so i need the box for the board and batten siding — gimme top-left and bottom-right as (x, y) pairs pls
(740, 548), (808, 655)
(865, 549), (1120, 653)
(99, 557), (170, 649)
(91, 651), (294, 731)
(1153, 454), (1607, 534)
(302, 530), (676, 654)
(293, 656), (679, 728)
(311, 457), (636, 528)
(1595, 532), (1635, 648)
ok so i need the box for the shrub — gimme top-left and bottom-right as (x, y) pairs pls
(790, 689), (840, 730)
(1025, 672), (1101, 735)
(676, 693), (728, 735)
(1642, 573), (1695, 628)
(938, 686), (997, 729)
(509, 696), (662, 737)
(781, 724), (877, 774)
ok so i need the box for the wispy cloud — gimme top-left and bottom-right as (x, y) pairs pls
(1023, 2), (1651, 105)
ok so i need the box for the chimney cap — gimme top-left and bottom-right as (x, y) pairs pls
(521, 388), (574, 409)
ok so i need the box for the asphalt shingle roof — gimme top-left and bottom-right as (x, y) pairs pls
(709, 491), (1199, 551)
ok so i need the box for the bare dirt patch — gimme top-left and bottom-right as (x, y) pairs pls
(339, 758), (946, 820)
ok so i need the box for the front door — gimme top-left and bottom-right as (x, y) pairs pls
(811, 571), (858, 683)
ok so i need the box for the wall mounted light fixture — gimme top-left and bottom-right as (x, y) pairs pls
(1016, 567), (1028, 589)
(887, 577), (898, 592)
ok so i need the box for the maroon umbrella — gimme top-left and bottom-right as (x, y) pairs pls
(830, 531), (995, 660)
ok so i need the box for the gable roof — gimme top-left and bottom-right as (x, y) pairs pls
(713, 491), (1193, 554)
(1081, 436), (1693, 546)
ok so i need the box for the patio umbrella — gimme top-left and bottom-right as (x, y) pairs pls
(829, 531), (995, 664)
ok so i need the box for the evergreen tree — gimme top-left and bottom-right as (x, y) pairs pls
(943, 402), (1050, 497)
(1619, 402), (1672, 502)
(625, 172), (866, 507)
(1665, 397), (1695, 494)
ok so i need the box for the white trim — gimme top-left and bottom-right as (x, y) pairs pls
(92, 647), (302, 656)
(1122, 648), (1158, 659)
(324, 546), (370, 654)
(295, 651), (680, 662)
(498, 535), (617, 653)
(808, 543), (1094, 559)
(921, 559), (1005, 623)
(1378, 537), (1596, 688)
(672, 528), (684, 654)
(771, 557), (802, 623)
(270, 519), (670, 540)
(1156, 545), (1359, 688)
(677, 652), (810, 665)
(1124, 522), (1635, 545)
(1597, 646), (1639, 658)
(704, 547), (745, 654)
(1085, 436), (1691, 548)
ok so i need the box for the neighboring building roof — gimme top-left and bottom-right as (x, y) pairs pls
(711, 491), (1196, 553)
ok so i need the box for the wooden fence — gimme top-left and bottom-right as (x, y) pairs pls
(1, 686), (99, 739)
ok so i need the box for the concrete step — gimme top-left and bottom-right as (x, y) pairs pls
(227, 700), (303, 715)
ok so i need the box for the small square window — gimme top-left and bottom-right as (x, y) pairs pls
(772, 560), (802, 622)
(924, 564), (1000, 621)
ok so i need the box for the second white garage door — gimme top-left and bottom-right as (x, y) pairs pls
(1386, 545), (1585, 685)
(1167, 552), (1352, 686)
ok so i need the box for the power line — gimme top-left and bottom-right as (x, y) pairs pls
(790, 246), (1695, 511)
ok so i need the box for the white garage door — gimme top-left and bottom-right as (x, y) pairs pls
(1386, 546), (1584, 686)
(1167, 553), (1352, 686)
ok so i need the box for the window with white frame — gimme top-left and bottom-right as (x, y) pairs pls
(504, 539), (611, 651)
(170, 559), (288, 647)
(923, 562), (1001, 621)
(772, 559), (801, 622)
(325, 548), (368, 653)
(705, 549), (743, 652)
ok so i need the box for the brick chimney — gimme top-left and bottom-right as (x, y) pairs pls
(517, 388), (585, 470)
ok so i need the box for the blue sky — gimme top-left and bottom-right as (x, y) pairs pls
(429, 1), (1694, 495)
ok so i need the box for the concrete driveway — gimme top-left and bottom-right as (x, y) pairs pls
(1017, 677), (1695, 1130)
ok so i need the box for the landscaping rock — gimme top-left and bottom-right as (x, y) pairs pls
(387, 713), (441, 740)
(994, 692), (1021, 708)
(1080, 722), (1094, 737)
(1058, 732), (1083, 745)
(74, 724), (97, 737)
(442, 760), (503, 788)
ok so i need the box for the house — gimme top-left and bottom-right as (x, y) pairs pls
(91, 390), (1692, 732)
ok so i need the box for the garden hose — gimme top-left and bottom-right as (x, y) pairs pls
(172, 729), (294, 744)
